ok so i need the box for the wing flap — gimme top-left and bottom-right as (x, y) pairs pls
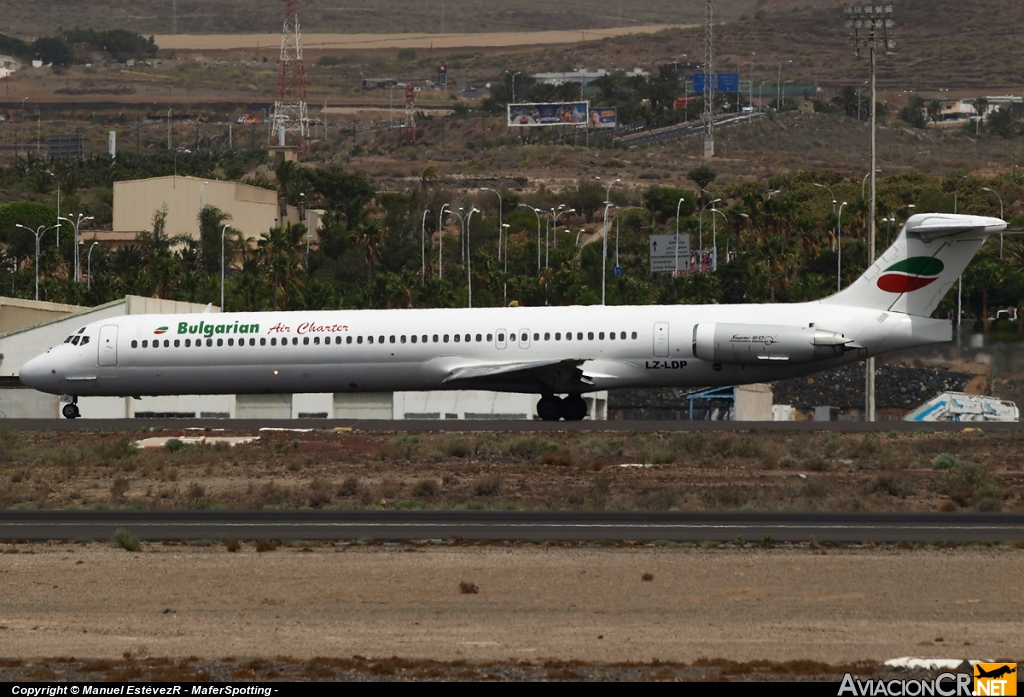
(443, 358), (592, 392)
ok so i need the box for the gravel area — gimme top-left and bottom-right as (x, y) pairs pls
(0, 541), (1020, 669)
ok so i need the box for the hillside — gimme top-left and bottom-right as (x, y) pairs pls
(0, 0), (755, 38)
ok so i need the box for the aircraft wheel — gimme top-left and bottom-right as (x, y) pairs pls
(563, 394), (588, 421)
(537, 395), (563, 421)
(62, 403), (80, 420)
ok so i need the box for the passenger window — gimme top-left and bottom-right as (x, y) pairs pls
(228, 338), (234, 346)
(588, 332), (594, 340)
(475, 334), (482, 342)
(141, 340), (148, 348)
(487, 334), (493, 342)
(358, 336), (364, 344)
(410, 335), (417, 344)
(609, 332), (615, 340)
(599, 332), (605, 340)
(302, 337), (309, 346)
(555, 333), (561, 340)
(465, 334), (471, 342)
(566, 333), (572, 341)
(378, 336), (384, 344)
(444, 334), (449, 343)
(497, 333), (505, 342)
(207, 339), (213, 347)
(632, 331), (638, 339)
(544, 332), (550, 341)
(401, 336), (407, 344)
(131, 340), (138, 348)
(347, 336), (353, 344)
(217, 339), (223, 347)
(422, 335), (428, 343)
(336, 336), (342, 345)
(316, 337), (322, 345)
(577, 332), (583, 340)
(172, 339), (178, 347)
(454, 334), (460, 343)
(620, 332), (626, 340)
(390, 336), (396, 344)
(533, 333), (539, 341)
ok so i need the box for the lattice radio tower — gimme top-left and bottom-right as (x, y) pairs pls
(270, 0), (309, 152)
(702, 0), (715, 158)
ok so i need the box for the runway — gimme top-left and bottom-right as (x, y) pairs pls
(1, 418), (1021, 432)
(2, 511), (1022, 543)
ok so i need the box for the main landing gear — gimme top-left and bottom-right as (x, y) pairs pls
(62, 396), (80, 420)
(536, 394), (588, 422)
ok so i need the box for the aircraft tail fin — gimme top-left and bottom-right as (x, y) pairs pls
(821, 213), (1007, 317)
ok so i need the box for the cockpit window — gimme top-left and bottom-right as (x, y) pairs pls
(64, 336), (74, 343)
(71, 336), (81, 345)
(81, 336), (90, 346)
(76, 328), (85, 334)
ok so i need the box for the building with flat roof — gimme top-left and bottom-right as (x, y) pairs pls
(112, 175), (309, 245)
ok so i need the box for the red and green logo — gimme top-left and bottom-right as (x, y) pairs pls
(154, 326), (169, 335)
(877, 257), (944, 293)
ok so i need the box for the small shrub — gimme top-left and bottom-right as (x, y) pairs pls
(255, 539), (278, 553)
(110, 476), (130, 500)
(379, 478), (402, 499)
(641, 573), (654, 582)
(165, 438), (185, 453)
(938, 460), (1000, 506)
(932, 453), (958, 470)
(411, 479), (439, 498)
(868, 472), (915, 499)
(538, 450), (573, 467)
(0, 428), (16, 463)
(443, 439), (473, 458)
(337, 476), (360, 497)
(112, 528), (140, 552)
(473, 474), (502, 496)
(777, 455), (799, 469)
(503, 436), (557, 460)
(459, 581), (479, 594)
(224, 538), (240, 553)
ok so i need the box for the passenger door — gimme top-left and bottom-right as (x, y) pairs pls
(98, 325), (118, 366)
(653, 322), (669, 357)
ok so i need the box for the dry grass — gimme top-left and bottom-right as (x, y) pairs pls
(1, 428), (1022, 514)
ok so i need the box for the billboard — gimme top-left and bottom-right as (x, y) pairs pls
(508, 102), (588, 127)
(588, 107), (617, 128)
(692, 72), (742, 94)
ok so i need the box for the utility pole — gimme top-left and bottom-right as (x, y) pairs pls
(846, 2), (895, 423)
(702, 0), (715, 158)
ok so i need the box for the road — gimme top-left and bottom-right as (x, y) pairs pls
(2, 510), (1022, 543)
(619, 112), (764, 146)
(0, 417), (1020, 432)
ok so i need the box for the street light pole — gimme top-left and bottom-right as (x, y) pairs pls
(954, 175), (968, 347)
(58, 214), (93, 283)
(710, 206), (727, 272)
(517, 203), (543, 273)
(837, 201), (848, 292)
(221, 224), (230, 310)
(87, 241), (98, 291)
(674, 197), (686, 278)
(465, 208), (480, 308)
(421, 208), (430, 285)
(438, 203), (449, 280)
(813, 183), (838, 251)
(598, 178), (621, 305)
(981, 187), (1004, 258)
(16, 223), (58, 301)
(551, 205), (573, 249)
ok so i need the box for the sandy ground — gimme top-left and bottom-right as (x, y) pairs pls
(1, 542), (1021, 664)
(153, 25), (692, 52)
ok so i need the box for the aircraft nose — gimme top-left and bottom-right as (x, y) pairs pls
(19, 354), (58, 393)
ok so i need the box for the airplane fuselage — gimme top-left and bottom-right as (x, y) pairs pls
(19, 301), (950, 399)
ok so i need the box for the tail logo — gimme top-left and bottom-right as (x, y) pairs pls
(876, 257), (944, 293)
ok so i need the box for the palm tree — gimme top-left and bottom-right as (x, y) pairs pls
(973, 96), (989, 135)
(927, 99), (943, 125)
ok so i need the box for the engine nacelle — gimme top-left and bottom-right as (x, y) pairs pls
(692, 323), (852, 365)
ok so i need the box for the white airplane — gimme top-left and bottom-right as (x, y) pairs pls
(19, 213), (1007, 420)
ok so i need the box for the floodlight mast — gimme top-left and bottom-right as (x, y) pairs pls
(846, 2), (895, 424)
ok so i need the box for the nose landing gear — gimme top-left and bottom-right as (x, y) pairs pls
(536, 394), (588, 422)
(61, 396), (80, 419)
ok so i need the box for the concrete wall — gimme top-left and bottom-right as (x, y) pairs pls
(113, 176), (301, 243)
(734, 383), (773, 421)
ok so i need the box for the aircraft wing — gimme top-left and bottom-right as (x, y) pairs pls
(442, 358), (593, 393)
